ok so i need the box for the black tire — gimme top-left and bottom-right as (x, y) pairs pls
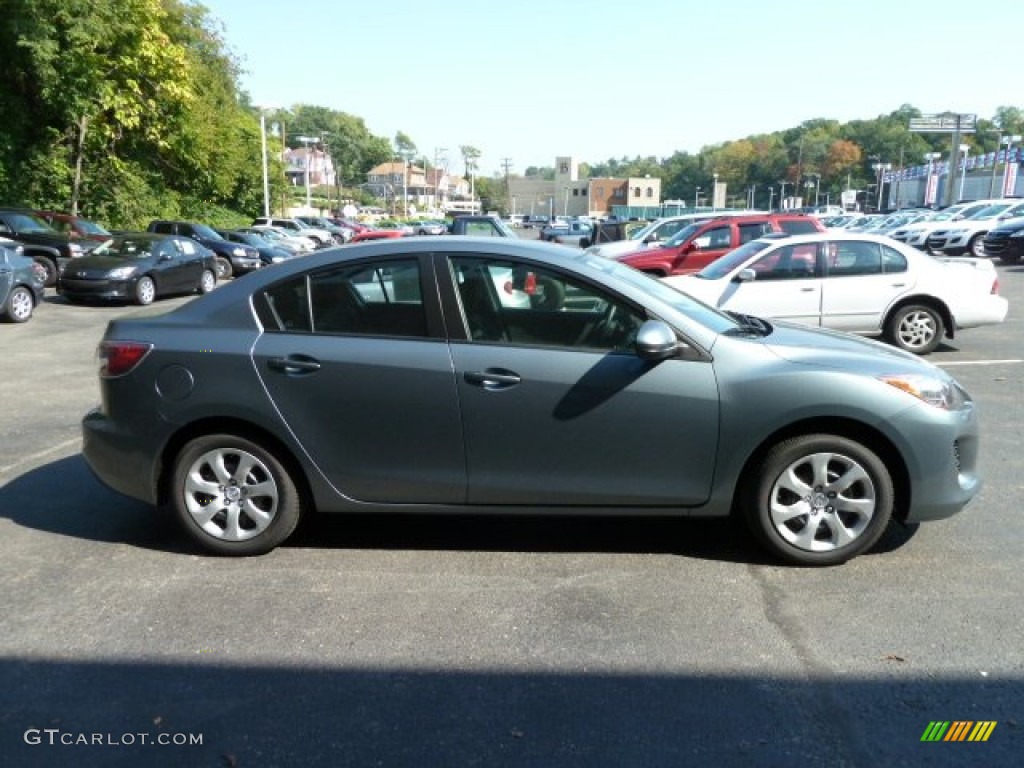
(3, 285), (34, 323)
(744, 435), (893, 566)
(170, 434), (302, 556)
(579, 238), (591, 249)
(215, 257), (233, 280)
(35, 257), (58, 288)
(884, 303), (943, 355)
(197, 268), (216, 294)
(134, 275), (156, 305)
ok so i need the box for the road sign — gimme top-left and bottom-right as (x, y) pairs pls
(908, 113), (976, 133)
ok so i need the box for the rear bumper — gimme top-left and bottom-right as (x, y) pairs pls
(81, 407), (160, 505)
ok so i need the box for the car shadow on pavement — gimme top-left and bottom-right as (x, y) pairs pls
(3, 454), (919, 564)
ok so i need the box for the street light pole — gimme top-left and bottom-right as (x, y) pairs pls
(778, 181), (788, 209)
(924, 152), (941, 206)
(958, 144), (970, 201)
(768, 186), (775, 211)
(694, 186), (701, 208)
(258, 111), (271, 218)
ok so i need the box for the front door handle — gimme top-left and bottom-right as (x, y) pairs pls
(464, 369), (521, 390)
(267, 355), (322, 375)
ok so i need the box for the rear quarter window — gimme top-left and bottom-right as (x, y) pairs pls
(778, 219), (822, 235)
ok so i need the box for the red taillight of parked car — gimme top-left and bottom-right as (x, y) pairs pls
(98, 340), (153, 378)
(991, 278), (1000, 295)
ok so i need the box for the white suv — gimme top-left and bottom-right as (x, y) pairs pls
(925, 200), (1024, 257)
(251, 217), (334, 248)
(888, 201), (999, 250)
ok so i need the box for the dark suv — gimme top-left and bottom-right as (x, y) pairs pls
(147, 220), (261, 278)
(0, 207), (87, 286)
(616, 214), (825, 276)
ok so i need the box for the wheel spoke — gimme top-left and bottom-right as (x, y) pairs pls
(207, 452), (233, 485)
(241, 500), (274, 532)
(245, 479), (277, 501)
(776, 465), (812, 497)
(770, 498), (810, 527)
(184, 472), (220, 497)
(827, 462), (869, 495)
(232, 453), (259, 485)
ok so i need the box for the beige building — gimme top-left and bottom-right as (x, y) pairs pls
(507, 156), (661, 217)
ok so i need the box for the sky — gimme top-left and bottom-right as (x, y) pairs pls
(197, 0), (1022, 176)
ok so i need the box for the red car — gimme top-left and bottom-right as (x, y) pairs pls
(617, 214), (824, 276)
(33, 210), (112, 246)
(350, 229), (404, 243)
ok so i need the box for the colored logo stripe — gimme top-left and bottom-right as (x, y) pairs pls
(921, 721), (996, 742)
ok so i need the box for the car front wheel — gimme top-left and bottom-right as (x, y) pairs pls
(215, 257), (232, 280)
(969, 234), (987, 258)
(745, 435), (893, 566)
(3, 285), (35, 322)
(170, 434), (302, 556)
(885, 304), (943, 354)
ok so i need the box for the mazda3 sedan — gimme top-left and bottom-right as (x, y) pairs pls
(82, 237), (981, 565)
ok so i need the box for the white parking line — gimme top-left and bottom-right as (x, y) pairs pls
(939, 359), (1024, 366)
(0, 437), (81, 477)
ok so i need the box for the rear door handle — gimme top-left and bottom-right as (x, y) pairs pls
(267, 355), (322, 374)
(464, 369), (521, 390)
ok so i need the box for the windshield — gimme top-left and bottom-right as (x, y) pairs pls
(78, 219), (112, 236)
(192, 223), (221, 240)
(662, 223), (704, 247)
(579, 254), (740, 335)
(92, 237), (158, 259)
(967, 204), (1013, 220)
(695, 240), (773, 279)
(3, 213), (54, 234)
(628, 220), (661, 240)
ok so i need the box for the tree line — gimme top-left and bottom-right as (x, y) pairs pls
(2, 1), (1021, 227)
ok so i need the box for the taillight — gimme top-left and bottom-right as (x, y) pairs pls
(98, 340), (153, 377)
(991, 278), (999, 295)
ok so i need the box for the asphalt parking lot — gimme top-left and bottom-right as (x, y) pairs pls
(1, 258), (1023, 767)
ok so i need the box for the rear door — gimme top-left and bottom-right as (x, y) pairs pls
(820, 240), (912, 332)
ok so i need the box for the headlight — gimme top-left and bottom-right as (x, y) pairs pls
(69, 243), (84, 255)
(108, 266), (137, 279)
(232, 247), (245, 257)
(272, 256), (285, 263)
(946, 229), (966, 236)
(1009, 230), (1024, 239)
(879, 374), (966, 410)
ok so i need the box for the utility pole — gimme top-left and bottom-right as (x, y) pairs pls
(501, 157), (513, 213)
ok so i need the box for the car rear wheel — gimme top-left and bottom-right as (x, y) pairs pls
(35, 257), (58, 287)
(3, 285), (34, 322)
(969, 234), (986, 258)
(885, 304), (943, 354)
(170, 434), (302, 556)
(745, 435), (893, 566)
(135, 276), (156, 305)
(197, 269), (216, 294)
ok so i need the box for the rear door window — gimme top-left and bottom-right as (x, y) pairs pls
(778, 218), (821, 235)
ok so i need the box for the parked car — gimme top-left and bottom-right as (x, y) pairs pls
(217, 229), (299, 266)
(0, 207), (88, 287)
(147, 220), (262, 278)
(58, 233), (218, 305)
(251, 217), (334, 247)
(981, 215), (1024, 263)
(82, 236), (982, 566)
(0, 238), (46, 322)
(664, 232), (1008, 355)
(295, 216), (354, 243)
(409, 220), (447, 236)
(33, 210), (112, 247)
(616, 214), (825, 276)
(587, 212), (761, 258)
(888, 201), (998, 250)
(350, 228), (405, 242)
(925, 201), (1024, 257)
(243, 226), (316, 254)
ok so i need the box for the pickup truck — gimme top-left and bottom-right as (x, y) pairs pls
(0, 207), (87, 286)
(540, 220), (592, 243)
(447, 216), (518, 238)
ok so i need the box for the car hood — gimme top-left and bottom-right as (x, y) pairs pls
(755, 320), (935, 373)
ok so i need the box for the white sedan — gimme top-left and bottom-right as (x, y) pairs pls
(663, 232), (1008, 355)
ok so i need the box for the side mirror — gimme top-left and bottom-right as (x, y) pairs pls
(635, 319), (679, 361)
(735, 268), (756, 283)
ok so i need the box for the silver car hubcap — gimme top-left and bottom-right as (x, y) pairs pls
(139, 280), (155, 303)
(183, 448), (279, 541)
(897, 310), (936, 351)
(11, 289), (32, 320)
(202, 272), (215, 292)
(769, 451), (876, 552)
